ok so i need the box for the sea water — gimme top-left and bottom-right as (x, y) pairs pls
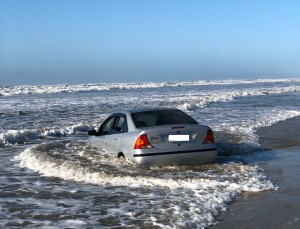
(1, 78), (300, 228)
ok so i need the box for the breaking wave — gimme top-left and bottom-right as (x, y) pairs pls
(176, 85), (300, 111)
(1, 78), (299, 96)
(0, 124), (92, 146)
(14, 142), (277, 191)
(13, 141), (277, 228)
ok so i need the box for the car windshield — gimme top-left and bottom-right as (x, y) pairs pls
(131, 110), (198, 128)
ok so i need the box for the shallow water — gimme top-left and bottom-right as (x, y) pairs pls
(1, 78), (300, 228)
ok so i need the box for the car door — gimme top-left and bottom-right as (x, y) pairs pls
(92, 116), (116, 152)
(105, 114), (128, 155)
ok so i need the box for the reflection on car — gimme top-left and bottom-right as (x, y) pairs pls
(88, 108), (218, 166)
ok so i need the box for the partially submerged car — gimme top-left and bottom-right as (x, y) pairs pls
(88, 108), (217, 166)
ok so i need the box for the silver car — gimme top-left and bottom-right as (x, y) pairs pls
(88, 108), (217, 166)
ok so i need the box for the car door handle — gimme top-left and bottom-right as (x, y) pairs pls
(114, 137), (119, 140)
(100, 139), (104, 143)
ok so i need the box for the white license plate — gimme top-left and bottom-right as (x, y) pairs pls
(168, 135), (189, 142)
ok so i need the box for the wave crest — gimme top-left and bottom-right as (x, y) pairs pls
(0, 124), (91, 146)
(1, 78), (299, 96)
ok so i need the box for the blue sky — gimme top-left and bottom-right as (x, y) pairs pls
(0, 0), (299, 86)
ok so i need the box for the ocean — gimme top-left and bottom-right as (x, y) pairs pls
(1, 78), (300, 228)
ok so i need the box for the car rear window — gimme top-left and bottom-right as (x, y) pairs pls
(131, 110), (198, 128)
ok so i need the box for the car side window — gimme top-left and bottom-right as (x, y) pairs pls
(121, 116), (128, 133)
(115, 117), (124, 131)
(111, 115), (128, 134)
(98, 116), (115, 135)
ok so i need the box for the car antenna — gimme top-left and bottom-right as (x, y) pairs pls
(135, 95), (142, 108)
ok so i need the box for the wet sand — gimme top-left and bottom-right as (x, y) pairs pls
(212, 117), (300, 229)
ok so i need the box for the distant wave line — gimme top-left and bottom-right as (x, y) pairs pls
(1, 78), (300, 96)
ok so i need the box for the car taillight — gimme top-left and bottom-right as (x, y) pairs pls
(203, 130), (215, 144)
(134, 134), (153, 149)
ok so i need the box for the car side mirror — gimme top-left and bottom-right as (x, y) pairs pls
(88, 129), (97, 136)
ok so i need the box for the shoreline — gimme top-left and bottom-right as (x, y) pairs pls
(212, 117), (300, 229)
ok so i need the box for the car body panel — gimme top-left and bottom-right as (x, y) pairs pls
(144, 124), (210, 150)
(88, 108), (218, 166)
(105, 133), (121, 155)
(89, 135), (106, 152)
(132, 147), (218, 166)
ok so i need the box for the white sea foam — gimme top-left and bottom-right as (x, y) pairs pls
(0, 130), (40, 146)
(13, 143), (277, 228)
(176, 85), (300, 111)
(214, 110), (300, 144)
(1, 78), (299, 96)
(0, 124), (92, 146)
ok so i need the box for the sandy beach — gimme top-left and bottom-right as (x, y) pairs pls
(213, 117), (300, 229)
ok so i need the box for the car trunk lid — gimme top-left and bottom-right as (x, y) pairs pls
(145, 125), (210, 150)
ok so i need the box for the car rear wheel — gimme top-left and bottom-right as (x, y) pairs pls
(118, 152), (125, 159)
